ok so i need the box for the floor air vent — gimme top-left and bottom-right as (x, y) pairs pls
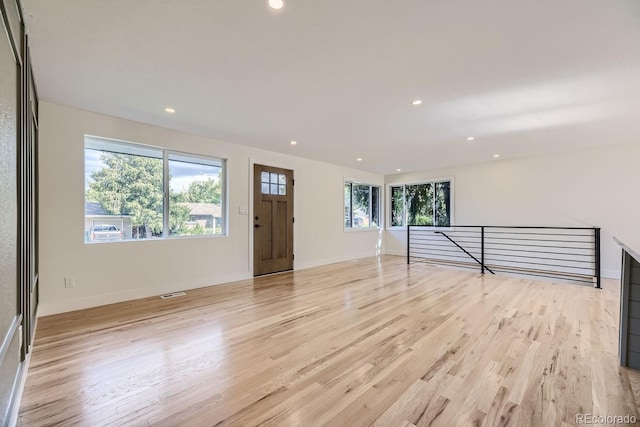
(160, 291), (186, 299)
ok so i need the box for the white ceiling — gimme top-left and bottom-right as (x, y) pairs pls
(22, 0), (640, 174)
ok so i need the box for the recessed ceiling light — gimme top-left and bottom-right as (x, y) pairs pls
(290, 140), (297, 145)
(411, 100), (422, 106)
(268, 0), (284, 9)
(466, 136), (475, 141)
(493, 154), (500, 158)
(356, 158), (363, 162)
(164, 107), (176, 114)
(396, 168), (402, 172)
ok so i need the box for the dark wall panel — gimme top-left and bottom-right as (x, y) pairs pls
(621, 250), (640, 370)
(631, 260), (640, 285)
(630, 301), (640, 320)
(0, 1), (18, 343)
(0, 2), (21, 424)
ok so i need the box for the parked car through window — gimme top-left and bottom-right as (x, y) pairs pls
(89, 224), (122, 242)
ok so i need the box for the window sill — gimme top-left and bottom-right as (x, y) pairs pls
(343, 227), (382, 233)
(84, 233), (228, 244)
(387, 226), (455, 231)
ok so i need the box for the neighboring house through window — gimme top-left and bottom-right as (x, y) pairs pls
(344, 181), (380, 229)
(84, 136), (226, 242)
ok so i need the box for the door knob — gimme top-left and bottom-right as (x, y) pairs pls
(254, 224), (261, 228)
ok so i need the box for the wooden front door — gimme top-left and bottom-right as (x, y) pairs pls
(253, 164), (294, 276)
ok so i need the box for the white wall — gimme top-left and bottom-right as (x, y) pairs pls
(385, 141), (640, 279)
(39, 102), (384, 315)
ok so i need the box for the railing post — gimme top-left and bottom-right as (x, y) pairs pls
(407, 225), (411, 264)
(481, 226), (485, 274)
(595, 227), (601, 289)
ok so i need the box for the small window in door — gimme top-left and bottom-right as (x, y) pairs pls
(261, 172), (287, 195)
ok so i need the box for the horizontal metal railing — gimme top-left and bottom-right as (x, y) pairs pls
(407, 225), (601, 288)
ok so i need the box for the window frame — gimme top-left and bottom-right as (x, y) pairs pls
(84, 135), (227, 243)
(343, 180), (382, 231)
(165, 149), (227, 238)
(387, 177), (454, 230)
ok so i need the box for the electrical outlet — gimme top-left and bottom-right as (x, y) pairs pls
(65, 276), (75, 288)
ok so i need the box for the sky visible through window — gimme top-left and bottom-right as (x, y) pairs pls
(85, 149), (220, 191)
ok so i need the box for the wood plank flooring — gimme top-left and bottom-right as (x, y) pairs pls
(17, 255), (640, 426)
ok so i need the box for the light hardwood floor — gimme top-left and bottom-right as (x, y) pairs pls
(18, 256), (640, 426)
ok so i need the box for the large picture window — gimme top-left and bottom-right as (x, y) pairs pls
(344, 181), (380, 229)
(390, 180), (451, 227)
(84, 136), (225, 242)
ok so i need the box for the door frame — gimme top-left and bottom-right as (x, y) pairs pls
(248, 157), (296, 276)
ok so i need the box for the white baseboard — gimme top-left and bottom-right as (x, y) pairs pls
(6, 359), (26, 427)
(7, 355), (30, 427)
(602, 268), (620, 280)
(294, 251), (380, 271)
(7, 314), (38, 427)
(384, 250), (405, 257)
(38, 271), (253, 316)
